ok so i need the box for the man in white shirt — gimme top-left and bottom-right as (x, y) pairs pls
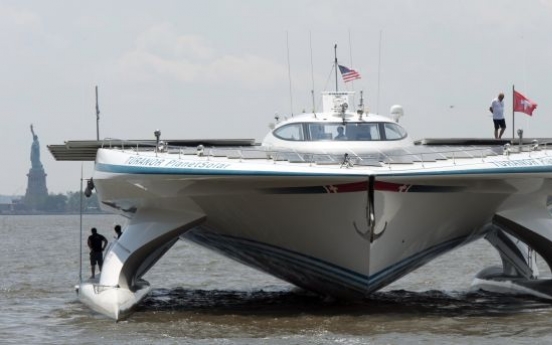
(489, 92), (505, 139)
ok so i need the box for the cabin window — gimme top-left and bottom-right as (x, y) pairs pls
(273, 122), (406, 142)
(308, 124), (334, 141)
(273, 123), (305, 141)
(340, 123), (380, 141)
(383, 123), (407, 140)
(356, 123), (380, 141)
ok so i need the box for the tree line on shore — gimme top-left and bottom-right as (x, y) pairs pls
(2, 191), (102, 214)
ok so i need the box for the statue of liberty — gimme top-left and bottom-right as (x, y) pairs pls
(30, 124), (42, 169)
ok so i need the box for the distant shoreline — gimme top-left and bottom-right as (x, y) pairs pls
(0, 211), (107, 216)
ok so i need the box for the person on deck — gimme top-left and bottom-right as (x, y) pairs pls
(87, 228), (108, 279)
(489, 92), (506, 139)
(114, 224), (122, 239)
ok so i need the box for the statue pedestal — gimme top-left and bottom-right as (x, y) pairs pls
(25, 167), (48, 210)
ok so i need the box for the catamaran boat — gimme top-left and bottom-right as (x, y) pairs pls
(49, 91), (552, 320)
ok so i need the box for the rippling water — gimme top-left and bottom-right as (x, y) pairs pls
(2, 215), (552, 344)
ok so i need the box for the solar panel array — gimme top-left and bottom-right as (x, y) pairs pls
(48, 139), (543, 168)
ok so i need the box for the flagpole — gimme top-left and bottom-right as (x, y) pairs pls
(334, 44), (338, 92)
(79, 164), (83, 282)
(512, 84), (515, 141)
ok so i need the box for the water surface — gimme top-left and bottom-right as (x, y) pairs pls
(1, 215), (551, 344)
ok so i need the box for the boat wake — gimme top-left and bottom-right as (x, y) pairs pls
(138, 287), (552, 317)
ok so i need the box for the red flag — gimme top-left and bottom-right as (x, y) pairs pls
(513, 90), (537, 116)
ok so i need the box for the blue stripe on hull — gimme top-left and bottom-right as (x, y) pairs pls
(96, 162), (552, 178)
(183, 227), (476, 298)
(96, 162), (359, 177)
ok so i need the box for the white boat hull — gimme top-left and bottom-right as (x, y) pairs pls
(178, 178), (499, 297)
(77, 279), (150, 320)
(81, 145), (552, 319)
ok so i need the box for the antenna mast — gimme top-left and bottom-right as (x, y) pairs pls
(334, 44), (338, 92)
(286, 32), (294, 117)
(377, 30), (382, 114)
(309, 31), (316, 113)
(95, 85), (100, 140)
(348, 29), (356, 106)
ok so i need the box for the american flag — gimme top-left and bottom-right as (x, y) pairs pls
(338, 64), (361, 83)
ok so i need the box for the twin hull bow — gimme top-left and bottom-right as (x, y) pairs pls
(81, 147), (552, 319)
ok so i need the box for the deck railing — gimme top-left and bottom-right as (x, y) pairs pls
(97, 137), (550, 170)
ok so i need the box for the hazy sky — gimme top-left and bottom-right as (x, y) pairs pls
(2, 0), (552, 195)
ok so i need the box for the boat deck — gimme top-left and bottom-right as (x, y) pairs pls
(48, 138), (552, 167)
